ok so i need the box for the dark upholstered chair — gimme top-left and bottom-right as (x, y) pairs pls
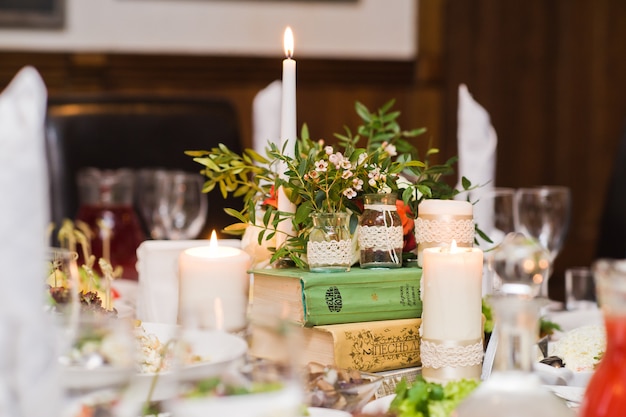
(596, 121), (626, 259)
(45, 93), (243, 240)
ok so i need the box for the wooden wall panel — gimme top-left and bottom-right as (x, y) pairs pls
(444, 0), (626, 300)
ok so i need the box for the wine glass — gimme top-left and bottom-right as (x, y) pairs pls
(136, 170), (208, 240)
(135, 168), (170, 240)
(161, 171), (208, 240)
(513, 186), (572, 299)
(477, 187), (517, 294)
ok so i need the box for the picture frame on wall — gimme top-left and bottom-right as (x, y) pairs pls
(0, 0), (64, 29)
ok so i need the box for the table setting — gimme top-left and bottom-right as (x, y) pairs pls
(1, 25), (623, 417)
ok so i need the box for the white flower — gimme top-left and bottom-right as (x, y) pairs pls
(324, 145), (334, 155)
(352, 178), (364, 190)
(315, 160), (328, 172)
(368, 178), (377, 187)
(329, 152), (344, 168)
(357, 153), (367, 165)
(384, 143), (397, 157)
(309, 170), (319, 179)
(341, 160), (352, 170)
(343, 188), (357, 199)
(341, 170), (353, 179)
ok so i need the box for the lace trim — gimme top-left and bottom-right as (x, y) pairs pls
(415, 218), (475, 244)
(307, 239), (353, 266)
(358, 225), (403, 249)
(420, 339), (484, 369)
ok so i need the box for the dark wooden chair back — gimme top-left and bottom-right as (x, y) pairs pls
(45, 93), (243, 240)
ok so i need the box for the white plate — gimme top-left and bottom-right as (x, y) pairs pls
(544, 385), (585, 406)
(62, 366), (134, 391)
(545, 309), (602, 335)
(361, 394), (396, 415)
(131, 322), (248, 401)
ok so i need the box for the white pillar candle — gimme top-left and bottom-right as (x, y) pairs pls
(416, 199), (474, 266)
(421, 240), (484, 383)
(276, 26), (297, 248)
(178, 232), (251, 332)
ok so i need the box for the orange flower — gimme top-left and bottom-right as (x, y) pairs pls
(396, 199), (414, 236)
(262, 185), (278, 208)
(396, 199), (417, 253)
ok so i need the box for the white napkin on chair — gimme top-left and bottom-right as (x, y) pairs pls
(0, 67), (61, 417)
(455, 84), (498, 248)
(252, 80), (282, 155)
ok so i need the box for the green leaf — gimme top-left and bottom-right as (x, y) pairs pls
(223, 208), (248, 223)
(355, 102), (372, 123)
(223, 223), (249, 232)
(462, 176), (472, 190)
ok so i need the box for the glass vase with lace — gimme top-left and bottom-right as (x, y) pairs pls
(307, 212), (353, 272)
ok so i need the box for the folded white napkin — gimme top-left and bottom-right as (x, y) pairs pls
(0, 67), (61, 416)
(252, 80), (282, 155)
(136, 239), (242, 324)
(455, 84), (498, 249)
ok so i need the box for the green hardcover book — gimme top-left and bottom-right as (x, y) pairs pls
(250, 267), (422, 327)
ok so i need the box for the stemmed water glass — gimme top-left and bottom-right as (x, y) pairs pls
(513, 186), (572, 299)
(477, 188), (517, 294)
(136, 169), (208, 240)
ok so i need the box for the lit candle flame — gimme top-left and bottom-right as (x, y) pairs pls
(209, 230), (218, 249)
(450, 239), (458, 253)
(283, 26), (294, 59)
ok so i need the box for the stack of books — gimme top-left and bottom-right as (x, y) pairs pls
(248, 267), (424, 395)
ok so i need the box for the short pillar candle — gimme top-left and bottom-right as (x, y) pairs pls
(420, 241), (484, 383)
(178, 234), (251, 332)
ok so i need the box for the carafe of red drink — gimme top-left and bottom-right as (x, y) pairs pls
(580, 259), (626, 417)
(75, 168), (145, 280)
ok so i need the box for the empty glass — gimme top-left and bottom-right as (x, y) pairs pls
(514, 186), (572, 299)
(136, 169), (208, 240)
(479, 187), (516, 294)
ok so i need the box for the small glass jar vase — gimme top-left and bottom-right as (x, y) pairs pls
(358, 193), (403, 268)
(307, 212), (353, 273)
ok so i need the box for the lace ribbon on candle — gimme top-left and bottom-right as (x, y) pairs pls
(307, 239), (353, 266)
(420, 338), (484, 369)
(415, 214), (475, 245)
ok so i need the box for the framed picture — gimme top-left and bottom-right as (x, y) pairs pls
(0, 0), (64, 29)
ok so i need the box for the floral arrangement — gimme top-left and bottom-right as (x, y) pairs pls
(186, 100), (474, 268)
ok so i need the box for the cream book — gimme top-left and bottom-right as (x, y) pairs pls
(249, 317), (422, 373)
